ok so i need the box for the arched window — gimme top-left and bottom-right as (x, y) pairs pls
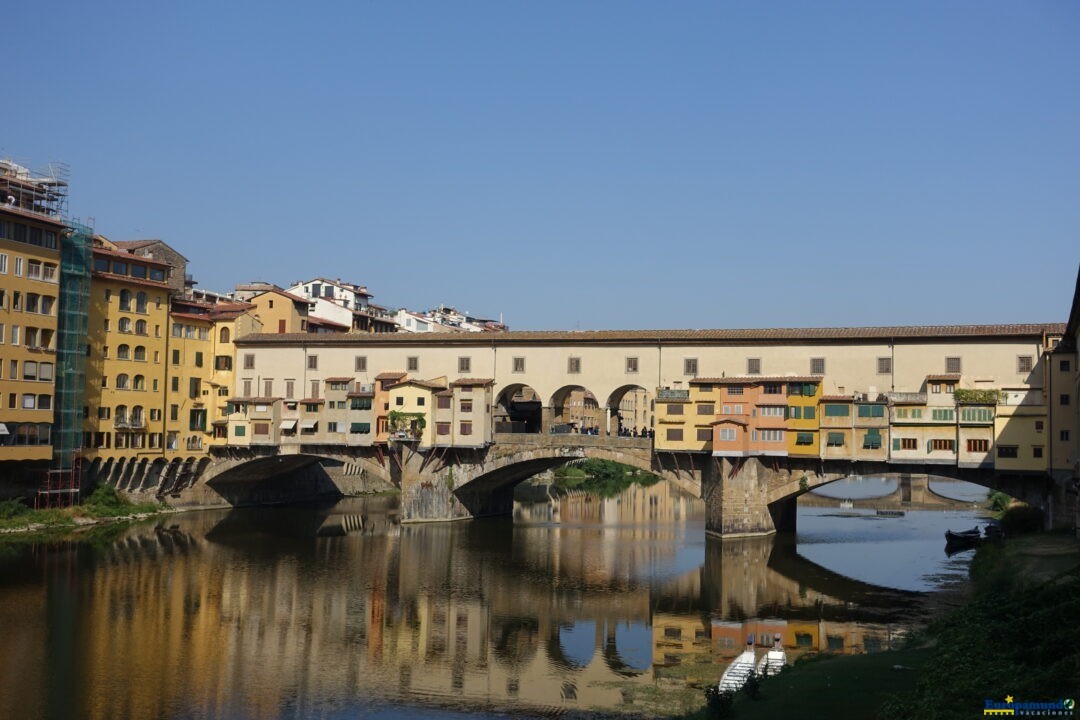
(219, 326), (230, 344)
(133, 346), (146, 361)
(131, 406), (144, 426)
(117, 344), (130, 360)
(115, 405), (128, 424)
(118, 317), (132, 333)
(115, 373), (129, 390)
(133, 375), (145, 390)
(118, 289), (132, 311)
(135, 292), (147, 313)
(135, 319), (147, 335)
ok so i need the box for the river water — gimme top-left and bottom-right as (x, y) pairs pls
(0, 479), (989, 720)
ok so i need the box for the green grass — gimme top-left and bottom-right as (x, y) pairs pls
(0, 486), (165, 534)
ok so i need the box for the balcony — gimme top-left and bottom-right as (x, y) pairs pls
(657, 388), (690, 401)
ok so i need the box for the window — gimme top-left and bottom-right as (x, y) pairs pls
(351, 396), (372, 410)
(857, 405), (885, 418)
(1061, 359), (1071, 372)
(171, 349), (180, 365)
(568, 357), (581, 374)
(307, 355), (318, 370)
(788, 406), (802, 420)
(795, 432), (814, 445)
(134, 346), (146, 361)
(967, 439), (989, 453)
(1061, 394), (1071, 406)
(399, 355), (416, 372)
(718, 427), (737, 441)
(1060, 430), (1070, 442)
(862, 429), (882, 450)
(511, 356), (525, 373)
(747, 358), (761, 375)
(353, 355), (367, 372)
(1017, 355), (1033, 373)
(945, 357), (962, 374)
(416, 396), (425, 407)
(727, 385), (743, 395)
(824, 404), (850, 417)
(118, 318), (132, 334)
(194, 352), (203, 368)
(310, 380), (320, 399)
(350, 422), (371, 434)
(116, 373), (130, 390)
(931, 439), (956, 452)
(0, 253), (5, 273)
(625, 357), (637, 374)
(961, 407), (993, 423)
(242, 379), (252, 397)
(762, 383), (781, 395)
(875, 357), (892, 375)
(827, 432), (845, 447)
(15, 257), (23, 276)
(171, 376), (180, 392)
(760, 429), (784, 442)
(233, 425), (246, 437)
(931, 408), (955, 422)
(436, 422), (450, 436)
(666, 428), (683, 441)
(684, 358), (698, 376)
(803, 406), (816, 420)
(460, 421), (473, 436)
(760, 406), (784, 417)
(696, 428), (712, 441)
(996, 445), (1018, 458)
(697, 403), (714, 415)
(134, 319), (147, 335)
(458, 356), (471, 373)
(460, 399), (473, 413)
(170, 405), (179, 421)
(1032, 446), (1043, 459)
(244, 354), (255, 370)
(894, 438), (917, 451)
(263, 379), (273, 397)
(254, 423), (270, 436)
(810, 358), (825, 375)
(666, 403), (684, 415)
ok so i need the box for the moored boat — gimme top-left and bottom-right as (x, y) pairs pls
(755, 633), (787, 677)
(718, 635), (757, 693)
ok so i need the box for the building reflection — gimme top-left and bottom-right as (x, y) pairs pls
(0, 485), (932, 718)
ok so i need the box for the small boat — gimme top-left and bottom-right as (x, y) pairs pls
(755, 633), (787, 677)
(945, 527), (981, 544)
(718, 635), (757, 693)
(876, 510), (905, 517)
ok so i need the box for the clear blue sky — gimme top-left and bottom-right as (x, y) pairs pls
(5, 1), (1078, 330)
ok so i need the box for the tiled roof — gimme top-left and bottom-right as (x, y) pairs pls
(169, 312), (212, 322)
(390, 378), (447, 390)
(821, 395), (854, 401)
(926, 373), (962, 381)
(709, 418), (749, 426)
(251, 289), (314, 306)
(690, 376), (821, 385)
(375, 371), (407, 380)
(450, 377), (495, 387)
(91, 271), (172, 290)
(300, 398), (325, 404)
(346, 390), (375, 397)
(227, 397), (279, 404)
(233, 323), (1065, 346)
(323, 376), (355, 383)
(93, 246), (171, 267)
(308, 316), (351, 330)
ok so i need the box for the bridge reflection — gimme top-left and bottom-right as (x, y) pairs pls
(0, 487), (941, 719)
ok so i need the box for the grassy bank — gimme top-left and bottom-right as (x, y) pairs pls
(677, 528), (1080, 720)
(0, 486), (165, 535)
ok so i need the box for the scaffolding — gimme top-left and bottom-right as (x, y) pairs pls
(0, 159), (69, 219)
(52, 221), (92, 476)
(34, 460), (83, 509)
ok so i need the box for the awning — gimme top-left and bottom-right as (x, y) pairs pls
(279, 420), (297, 431)
(300, 420), (317, 430)
(827, 431), (845, 445)
(796, 432), (814, 444)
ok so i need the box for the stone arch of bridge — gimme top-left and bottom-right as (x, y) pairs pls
(549, 384), (602, 433)
(189, 451), (393, 506)
(605, 384), (654, 437)
(494, 383), (544, 434)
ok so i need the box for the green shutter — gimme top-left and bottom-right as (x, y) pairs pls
(804, 406), (816, 420)
(350, 422), (371, 434)
(892, 438), (901, 451)
(872, 405), (884, 418)
(796, 432), (813, 445)
(234, 425), (246, 437)
(827, 431), (844, 445)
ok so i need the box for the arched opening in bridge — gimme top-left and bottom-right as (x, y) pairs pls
(550, 385), (602, 434)
(494, 384), (543, 434)
(606, 385), (654, 438)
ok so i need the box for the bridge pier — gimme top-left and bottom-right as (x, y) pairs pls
(705, 457), (798, 538)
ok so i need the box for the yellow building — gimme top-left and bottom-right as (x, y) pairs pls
(784, 378), (822, 457)
(386, 378), (447, 448)
(205, 303), (261, 445)
(994, 402), (1048, 473)
(81, 240), (172, 466)
(247, 289), (311, 334)
(819, 396), (854, 459)
(654, 382), (716, 453)
(165, 307), (214, 456)
(0, 179), (63, 465)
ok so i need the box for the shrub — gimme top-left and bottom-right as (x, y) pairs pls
(0, 498), (29, 520)
(998, 505), (1043, 536)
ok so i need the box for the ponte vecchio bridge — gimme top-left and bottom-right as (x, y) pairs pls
(152, 322), (1076, 536)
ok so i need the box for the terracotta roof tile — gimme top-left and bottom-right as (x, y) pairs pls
(926, 373), (962, 381)
(300, 398), (325, 404)
(450, 377), (495, 387)
(820, 395), (854, 401)
(375, 371), (407, 380)
(234, 323), (1064, 346)
(690, 375), (821, 385)
(227, 397), (279, 404)
(323, 377), (355, 383)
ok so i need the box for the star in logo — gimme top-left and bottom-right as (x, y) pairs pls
(1005, 695), (1014, 704)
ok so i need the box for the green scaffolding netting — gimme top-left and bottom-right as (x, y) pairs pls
(52, 223), (92, 468)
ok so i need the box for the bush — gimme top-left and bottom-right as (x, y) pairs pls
(703, 686), (735, 718)
(998, 505), (1043, 536)
(0, 498), (29, 520)
(986, 491), (1011, 513)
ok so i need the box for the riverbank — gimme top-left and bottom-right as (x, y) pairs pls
(684, 531), (1080, 720)
(0, 486), (170, 539)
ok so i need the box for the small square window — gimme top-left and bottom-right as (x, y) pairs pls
(626, 357), (638, 374)
(683, 358), (698, 376)
(810, 358), (825, 375)
(945, 356), (962, 374)
(458, 356), (471, 373)
(512, 357), (525, 373)
(1017, 355), (1034, 373)
(747, 358), (761, 375)
(407, 356), (419, 372)
(877, 357), (892, 374)
(568, 357), (581, 374)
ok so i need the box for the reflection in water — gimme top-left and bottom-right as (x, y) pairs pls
(0, 484), (983, 719)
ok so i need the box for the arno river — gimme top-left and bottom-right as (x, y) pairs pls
(0, 479), (988, 719)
